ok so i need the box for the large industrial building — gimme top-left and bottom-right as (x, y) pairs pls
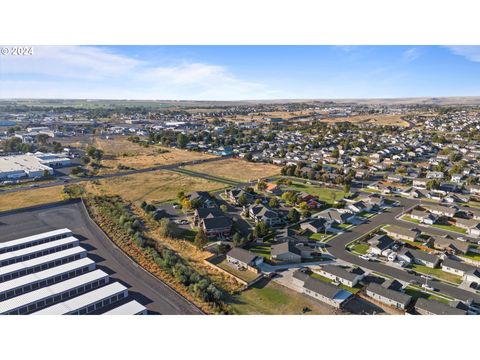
(0, 152), (71, 180)
(0, 228), (147, 315)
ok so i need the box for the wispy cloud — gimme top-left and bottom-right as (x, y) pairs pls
(447, 45), (480, 62)
(402, 47), (420, 61)
(0, 46), (272, 100)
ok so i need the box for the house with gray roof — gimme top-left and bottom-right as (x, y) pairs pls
(226, 248), (263, 270)
(397, 248), (440, 268)
(366, 282), (412, 310)
(248, 204), (282, 227)
(441, 258), (480, 283)
(455, 218), (480, 238)
(414, 298), (467, 315)
(271, 242), (302, 263)
(316, 265), (365, 287)
(315, 208), (355, 224)
(410, 210), (438, 225)
(383, 225), (420, 242)
(367, 234), (395, 255)
(431, 235), (471, 255)
(302, 277), (353, 309)
(201, 216), (233, 239)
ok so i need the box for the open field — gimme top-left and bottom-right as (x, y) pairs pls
(84, 170), (226, 204)
(321, 114), (410, 127)
(228, 278), (336, 315)
(0, 186), (64, 211)
(285, 181), (347, 205)
(94, 137), (216, 174)
(185, 158), (281, 182)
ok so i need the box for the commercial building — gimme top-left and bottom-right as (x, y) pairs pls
(0, 152), (71, 180)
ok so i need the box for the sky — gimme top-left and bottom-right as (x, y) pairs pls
(1, 45), (480, 100)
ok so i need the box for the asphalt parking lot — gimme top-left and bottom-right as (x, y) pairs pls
(0, 199), (202, 315)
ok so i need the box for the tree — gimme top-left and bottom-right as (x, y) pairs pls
(181, 198), (192, 210)
(194, 229), (208, 249)
(238, 193), (248, 206)
(158, 218), (178, 238)
(287, 208), (300, 223)
(244, 152), (253, 161)
(70, 166), (84, 176)
(36, 133), (50, 146)
(257, 181), (267, 191)
(343, 183), (351, 194)
(268, 197), (279, 208)
(232, 232), (241, 247)
(176, 133), (188, 148)
(220, 204), (228, 213)
(253, 221), (269, 238)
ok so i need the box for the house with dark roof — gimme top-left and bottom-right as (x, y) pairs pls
(424, 204), (458, 218)
(397, 248), (440, 268)
(431, 235), (471, 255)
(249, 204), (282, 227)
(315, 208), (356, 225)
(414, 298), (467, 315)
(383, 225), (420, 242)
(193, 207), (223, 226)
(302, 277), (353, 309)
(201, 216), (233, 239)
(225, 188), (252, 205)
(300, 218), (329, 234)
(226, 248), (263, 271)
(292, 269), (310, 287)
(367, 234), (395, 255)
(316, 265), (365, 287)
(366, 282), (412, 310)
(187, 191), (216, 208)
(271, 241), (315, 263)
(455, 218), (480, 238)
(441, 258), (480, 283)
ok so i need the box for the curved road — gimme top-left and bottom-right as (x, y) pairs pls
(326, 196), (480, 303)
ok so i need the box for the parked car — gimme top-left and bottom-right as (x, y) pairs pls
(422, 283), (435, 291)
(457, 237), (467, 242)
(360, 254), (371, 261)
(470, 282), (479, 290)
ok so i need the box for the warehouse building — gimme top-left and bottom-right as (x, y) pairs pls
(0, 229), (148, 315)
(0, 152), (71, 180)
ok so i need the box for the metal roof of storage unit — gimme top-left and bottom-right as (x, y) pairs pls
(0, 269), (109, 314)
(0, 246), (87, 279)
(0, 236), (79, 266)
(0, 258), (96, 298)
(103, 300), (147, 315)
(34, 282), (128, 315)
(0, 228), (72, 254)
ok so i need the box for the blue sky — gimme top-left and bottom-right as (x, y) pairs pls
(1, 45), (480, 100)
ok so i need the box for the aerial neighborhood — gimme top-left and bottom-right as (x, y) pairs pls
(1, 99), (480, 315)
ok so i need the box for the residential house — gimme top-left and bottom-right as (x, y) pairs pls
(383, 225), (421, 242)
(271, 242), (302, 263)
(413, 178), (429, 188)
(302, 277), (353, 309)
(366, 282), (412, 310)
(315, 208), (356, 225)
(397, 248), (440, 268)
(292, 269), (311, 288)
(201, 216), (233, 239)
(431, 235), (471, 255)
(410, 210), (438, 225)
(187, 191), (216, 208)
(316, 265), (365, 287)
(225, 188), (251, 205)
(455, 218), (480, 238)
(249, 204), (282, 226)
(193, 207), (223, 226)
(226, 248), (263, 271)
(367, 234), (395, 255)
(300, 218), (329, 234)
(426, 171), (444, 180)
(441, 258), (480, 283)
(424, 204), (458, 218)
(414, 298), (467, 315)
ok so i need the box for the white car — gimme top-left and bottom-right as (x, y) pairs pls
(457, 237), (467, 242)
(360, 254), (371, 261)
(422, 284), (435, 291)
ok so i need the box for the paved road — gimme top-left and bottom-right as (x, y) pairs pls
(0, 200), (203, 315)
(326, 196), (480, 304)
(0, 156), (227, 195)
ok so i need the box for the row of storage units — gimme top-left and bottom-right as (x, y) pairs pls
(0, 229), (147, 315)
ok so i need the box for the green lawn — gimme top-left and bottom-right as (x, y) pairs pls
(309, 232), (332, 241)
(286, 182), (347, 205)
(228, 278), (335, 314)
(351, 242), (370, 255)
(310, 273), (361, 294)
(401, 215), (421, 224)
(410, 264), (463, 284)
(460, 251), (480, 262)
(432, 223), (467, 234)
(404, 286), (452, 303)
(248, 245), (272, 258)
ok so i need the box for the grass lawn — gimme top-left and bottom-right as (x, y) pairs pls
(401, 215), (421, 224)
(432, 223), (467, 234)
(351, 242), (370, 255)
(185, 158), (281, 182)
(0, 186), (64, 212)
(310, 273), (361, 294)
(228, 278), (336, 315)
(410, 264), (463, 284)
(84, 170), (225, 205)
(248, 245), (272, 259)
(309, 232), (332, 241)
(404, 286), (452, 303)
(460, 251), (480, 262)
(214, 258), (260, 283)
(286, 182), (347, 205)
